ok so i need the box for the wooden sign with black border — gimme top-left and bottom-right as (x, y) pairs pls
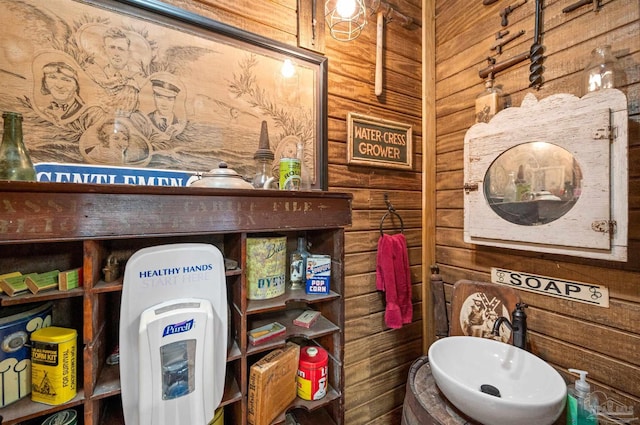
(347, 112), (413, 170)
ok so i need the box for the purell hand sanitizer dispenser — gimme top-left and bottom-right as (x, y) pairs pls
(120, 244), (227, 425)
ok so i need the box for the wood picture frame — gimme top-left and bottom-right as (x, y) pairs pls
(346, 112), (413, 170)
(0, 0), (328, 189)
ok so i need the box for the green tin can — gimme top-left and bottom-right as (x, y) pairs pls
(41, 409), (77, 425)
(279, 158), (301, 190)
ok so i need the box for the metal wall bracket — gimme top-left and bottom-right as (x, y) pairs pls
(464, 182), (479, 194)
(592, 220), (617, 234)
(593, 125), (615, 141)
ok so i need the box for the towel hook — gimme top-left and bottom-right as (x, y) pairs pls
(380, 193), (404, 235)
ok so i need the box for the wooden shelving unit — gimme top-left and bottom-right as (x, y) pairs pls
(0, 182), (351, 425)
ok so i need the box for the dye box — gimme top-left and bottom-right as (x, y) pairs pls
(246, 236), (287, 300)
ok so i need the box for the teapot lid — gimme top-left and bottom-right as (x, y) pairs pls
(206, 162), (240, 177)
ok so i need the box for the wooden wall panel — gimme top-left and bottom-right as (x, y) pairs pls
(158, 1), (424, 424)
(434, 1), (640, 421)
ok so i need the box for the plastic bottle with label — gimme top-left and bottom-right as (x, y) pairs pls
(566, 368), (598, 425)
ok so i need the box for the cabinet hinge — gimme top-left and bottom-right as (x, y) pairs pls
(591, 220), (616, 234)
(464, 182), (479, 194)
(593, 125), (616, 141)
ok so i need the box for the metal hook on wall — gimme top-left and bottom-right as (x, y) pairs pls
(380, 193), (404, 235)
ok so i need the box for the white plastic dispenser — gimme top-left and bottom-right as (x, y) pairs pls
(566, 368), (598, 425)
(120, 244), (227, 425)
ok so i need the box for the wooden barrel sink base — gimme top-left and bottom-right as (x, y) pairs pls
(401, 355), (481, 425)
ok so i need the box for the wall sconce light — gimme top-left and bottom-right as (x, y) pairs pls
(325, 0), (367, 41)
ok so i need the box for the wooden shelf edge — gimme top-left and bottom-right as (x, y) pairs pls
(91, 363), (242, 406)
(246, 289), (340, 315)
(0, 288), (83, 306)
(247, 310), (339, 356)
(271, 387), (341, 425)
(0, 390), (86, 424)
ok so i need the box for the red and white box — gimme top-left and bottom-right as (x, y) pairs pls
(293, 310), (321, 328)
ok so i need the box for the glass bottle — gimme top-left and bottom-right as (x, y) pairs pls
(515, 164), (530, 201)
(503, 172), (517, 203)
(582, 45), (620, 95)
(297, 141), (311, 190)
(289, 236), (309, 290)
(252, 121), (275, 188)
(475, 76), (504, 123)
(0, 112), (36, 181)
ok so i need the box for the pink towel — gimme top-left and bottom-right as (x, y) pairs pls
(376, 233), (413, 329)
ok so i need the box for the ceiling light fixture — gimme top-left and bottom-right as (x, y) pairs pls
(324, 0), (367, 41)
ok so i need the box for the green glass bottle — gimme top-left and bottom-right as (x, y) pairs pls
(0, 112), (36, 181)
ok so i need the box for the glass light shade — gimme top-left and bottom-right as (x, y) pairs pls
(582, 45), (620, 96)
(336, 0), (356, 17)
(325, 0), (367, 41)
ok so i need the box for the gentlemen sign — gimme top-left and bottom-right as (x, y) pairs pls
(491, 268), (609, 307)
(347, 112), (412, 169)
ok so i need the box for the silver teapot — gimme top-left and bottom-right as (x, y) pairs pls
(190, 162), (255, 189)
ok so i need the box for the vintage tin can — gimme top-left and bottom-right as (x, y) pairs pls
(278, 158), (301, 191)
(0, 302), (52, 407)
(31, 326), (77, 405)
(246, 235), (287, 300)
(305, 254), (331, 295)
(296, 346), (328, 401)
(41, 408), (78, 425)
(208, 406), (224, 425)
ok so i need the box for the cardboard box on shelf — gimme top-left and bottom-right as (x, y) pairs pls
(247, 342), (300, 425)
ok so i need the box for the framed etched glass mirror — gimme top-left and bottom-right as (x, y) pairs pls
(463, 89), (628, 261)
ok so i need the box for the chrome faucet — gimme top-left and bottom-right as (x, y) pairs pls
(492, 302), (528, 350)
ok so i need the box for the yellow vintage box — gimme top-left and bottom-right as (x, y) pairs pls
(30, 326), (77, 405)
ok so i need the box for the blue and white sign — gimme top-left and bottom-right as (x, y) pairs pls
(35, 162), (198, 186)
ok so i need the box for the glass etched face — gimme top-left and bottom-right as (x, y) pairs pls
(484, 142), (583, 226)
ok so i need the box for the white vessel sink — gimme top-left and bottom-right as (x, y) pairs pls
(428, 336), (566, 425)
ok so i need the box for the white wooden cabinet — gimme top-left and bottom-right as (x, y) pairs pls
(464, 89), (628, 261)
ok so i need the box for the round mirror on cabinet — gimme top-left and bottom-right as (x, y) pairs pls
(483, 142), (582, 226)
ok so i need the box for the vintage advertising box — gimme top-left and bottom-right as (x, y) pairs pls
(58, 268), (83, 291)
(31, 326), (77, 405)
(246, 236), (287, 300)
(305, 254), (331, 295)
(247, 342), (300, 425)
(248, 322), (286, 346)
(0, 302), (53, 407)
(293, 310), (321, 329)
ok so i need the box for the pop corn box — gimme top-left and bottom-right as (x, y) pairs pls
(305, 255), (331, 295)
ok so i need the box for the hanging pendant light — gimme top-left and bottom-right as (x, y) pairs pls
(325, 0), (367, 41)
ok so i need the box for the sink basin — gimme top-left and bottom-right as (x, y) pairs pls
(428, 336), (566, 425)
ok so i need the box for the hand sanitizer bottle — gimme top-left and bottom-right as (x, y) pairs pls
(566, 368), (598, 425)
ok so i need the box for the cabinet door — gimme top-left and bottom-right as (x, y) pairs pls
(464, 90), (628, 261)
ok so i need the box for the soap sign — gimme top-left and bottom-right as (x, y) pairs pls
(347, 112), (413, 169)
(491, 268), (609, 307)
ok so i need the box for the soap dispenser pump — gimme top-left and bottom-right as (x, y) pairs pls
(567, 368), (598, 425)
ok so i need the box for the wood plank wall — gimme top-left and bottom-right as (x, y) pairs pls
(434, 0), (640, 422)
(164, 1), (424, 424)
